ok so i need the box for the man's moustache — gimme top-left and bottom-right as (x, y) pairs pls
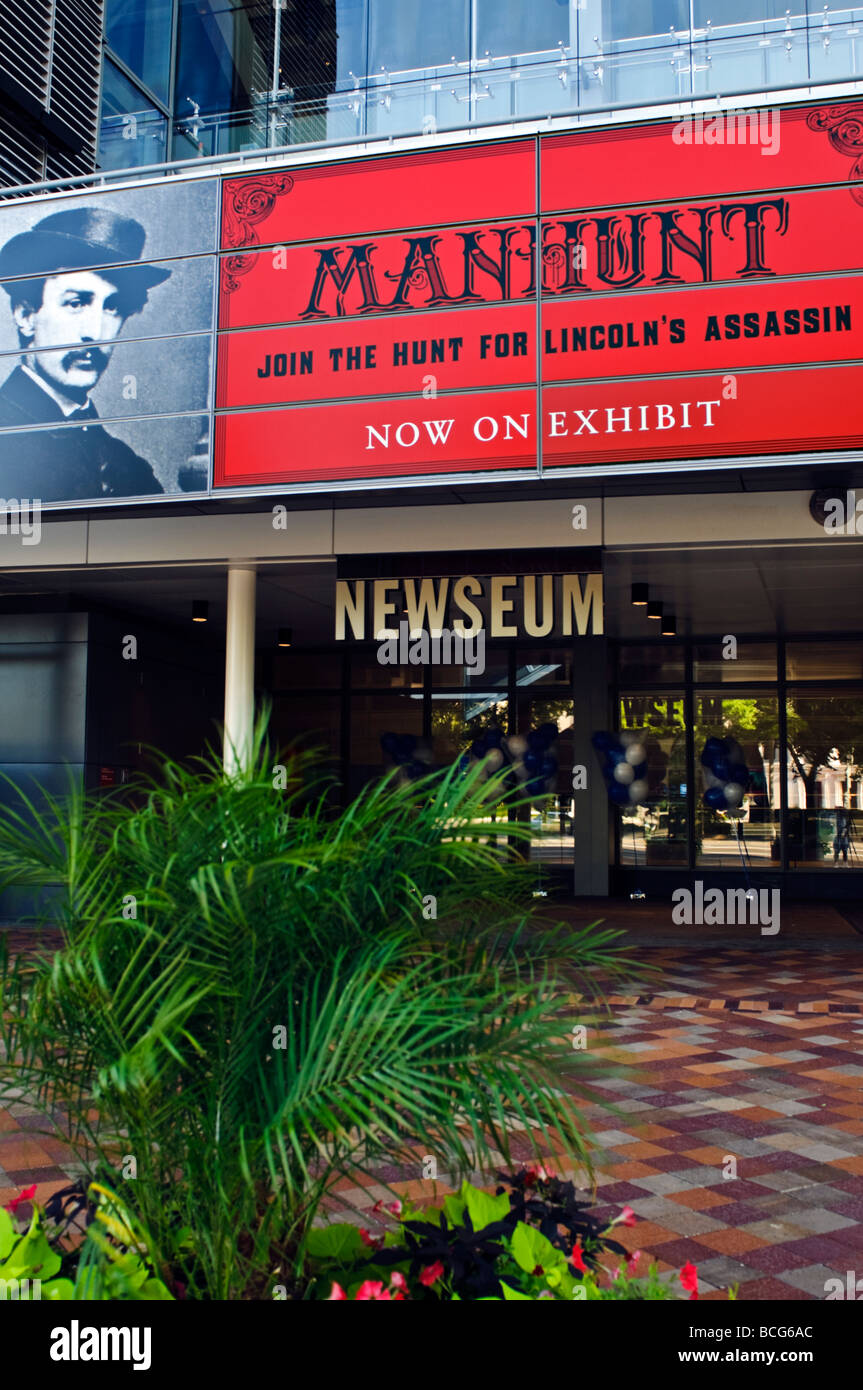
(61, 347), (108, 372)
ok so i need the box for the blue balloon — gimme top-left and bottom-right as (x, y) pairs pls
(607, 748), (626, 766)
(485, 727), (503, 748)
(537, 722), (558, 747)
(524, 751), (540, 774)
(381, 731), (398, 756)
(397, 732), (417, 756)
(704, 786), (727, 809)
(609, 783), (630, 805)
(540, 755), (557, 778)
(711, 756), (731, 782)
(729, 763), (750, 786)
(632, 761), (648, 780)
(702, 737), (724, 761)
(527, 777), (547, 798)
(527, 730), (544, 751)
(592, 731), (614, 753)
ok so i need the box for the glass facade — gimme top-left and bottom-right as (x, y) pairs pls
(615, 637), (863, 877)
(99, 1), (863, 169)
(265, 633), (863, 881)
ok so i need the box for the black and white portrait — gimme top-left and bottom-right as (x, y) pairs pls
(0, 180), (217, 504)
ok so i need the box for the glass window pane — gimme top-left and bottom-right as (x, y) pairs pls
(176, 0), (272, 118)
(515, 695), (574, 865)
(693, 0), (806, 29)
(369, 0), (468, 74)
(335, 0), (369, 86)
(430, 694), (508, 766)
(515, 647), (573, 687)
(349, 691), (423, 797)
(477, 0), (571, 58)
(693, 642), (776, 683)
(99, 59), (168, 169)
(619, 693), (687, 866)
(618, 645), (685, 684)
(430, 646), (508, 689)
(349, 647), (423, 689)
(786, 641), (863, 681)
(786, 692), (863, 868)
(695, 693), (781, 869)
(105, 0), (174, 105)
(603, 0), (688, 46)
(272, 650), (343, 690)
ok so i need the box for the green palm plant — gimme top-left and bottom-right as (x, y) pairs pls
(0, 717), (642, 1299)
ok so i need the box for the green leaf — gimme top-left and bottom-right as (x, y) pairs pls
(509, 1221), (565, 1277)
(42, 1278), (76, 1301)
(0, 1223), (61, 1282)
(139, 1278), (174, 1301)
(305, 1224), (367, 1263)
(500, 1280), (534, 1300)
(442, 1194), (466, 1226)
(0, 1208), (14, 1260)
(463, 1182), (509, 1231)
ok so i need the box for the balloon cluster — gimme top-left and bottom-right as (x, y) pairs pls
(592, 730), (650, 807)
(380, 731), (431, 780)
(464, 723), (559, 799)
(701, 736), (750, 811)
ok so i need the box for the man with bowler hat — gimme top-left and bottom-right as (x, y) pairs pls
(0, 206), (170, 501)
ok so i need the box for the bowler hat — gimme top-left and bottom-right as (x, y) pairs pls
(0, 207), (171, 292)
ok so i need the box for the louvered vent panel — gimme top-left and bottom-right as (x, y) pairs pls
(0, 0), (52, 107)
(48, 0), (102, 163)
(0, 105), (45, 187)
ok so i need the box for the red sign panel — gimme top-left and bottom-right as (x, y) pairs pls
(214, 389), (537, 487)
(214, 98), (863, 490)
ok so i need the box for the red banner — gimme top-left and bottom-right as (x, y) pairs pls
(542, 275), (863, 380)
(541, 102), (863, 212)
(217, 304), (536, 408)
(544, 365), (863, 467)
(214, 390), (538, 487)
(214, 98), (863, 490)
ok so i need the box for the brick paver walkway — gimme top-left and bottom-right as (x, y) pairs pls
(3, 912), (863, 1300)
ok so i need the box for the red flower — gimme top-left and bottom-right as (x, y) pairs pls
(371, 1199), (402, 1216)
(389, 1271), (408, 1291)
(359, 1227), (383, 1250)
(4, 1183), (36, 1214)
(532, 1264), (544, 1276)
(680, 1261), (699, 1300)
(524, 1164), (555, 1187)
(626, 1250), (641, 1274)
(418, 1260), (445, 1287)
(618, 1205), (636, 1228)
(571, 1239), (587, 1275)
(327, 1282), (347, 1300)
(355, 1280), (391, 1301)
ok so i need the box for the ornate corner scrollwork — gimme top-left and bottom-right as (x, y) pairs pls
(221, 173), (295, 294)
(806, 106), (863, 207)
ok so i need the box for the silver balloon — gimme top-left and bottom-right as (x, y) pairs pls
(723, 781), (744, 807)
(484, 748), (504, 772)
(624, 742), (646, 766)
(619, 730), (639, 748)
(628, 779), (649, 804)
(506, 734), (528, 758)
(613, 762), (635, 785)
